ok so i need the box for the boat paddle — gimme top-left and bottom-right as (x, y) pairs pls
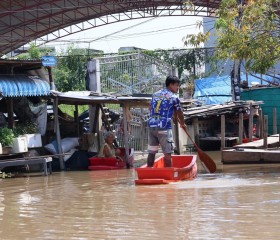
(181, 126), (217, 173)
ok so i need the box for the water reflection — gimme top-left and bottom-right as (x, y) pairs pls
(0, 153), (279, 239)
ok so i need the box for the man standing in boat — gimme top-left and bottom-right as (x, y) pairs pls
(147, 75), (187, 167)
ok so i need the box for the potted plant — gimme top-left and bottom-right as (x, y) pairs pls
(0, 126), (15, 154)
(13, 122), (38, 137)
(14, 122), (41, 149)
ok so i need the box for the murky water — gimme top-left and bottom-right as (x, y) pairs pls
(0, 151), (280, 240)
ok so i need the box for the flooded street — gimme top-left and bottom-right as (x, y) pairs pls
(0, 152), (280, 239)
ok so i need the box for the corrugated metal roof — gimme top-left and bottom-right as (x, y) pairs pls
(50, 91), (151, 107)
(0, 1), (220, 55)
(0, 75), (50, 97)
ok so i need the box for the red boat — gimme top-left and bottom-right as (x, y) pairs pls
(88, 148), (134, 170)
(135, 155), (197, 185)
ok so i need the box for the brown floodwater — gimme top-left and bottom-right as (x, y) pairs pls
(0, 151), (280, 240)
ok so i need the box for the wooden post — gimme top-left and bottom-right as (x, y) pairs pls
(259, 108), (263, 139)
(279, 117), (280, 148)
(174, 120), (180, 154)
(248, 103), (253, 142)
(47, 66), (55, 90)
(193, 118), (199, 146)
(263, 115), (268, 149)
(74, 105), (79, 136)
(238, 112), (243, 144)
(140, 108), (145, 155)
(221, 115), (225, 149)
(6, 98), (14, 129)
(53, 97), (64, 170)
(87, 59), (102, 150)
(122, 104), (130, 168)
(273, 108), (277, 135)
(88, 59), (101, 134)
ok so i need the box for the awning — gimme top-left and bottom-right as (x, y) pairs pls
(0, 75), (50, 97)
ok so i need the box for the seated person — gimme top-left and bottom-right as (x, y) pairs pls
(98, 131), (123, 161)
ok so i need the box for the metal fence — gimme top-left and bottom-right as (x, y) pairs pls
(98, 52), (172, 95)
(96, 52), (173, 152)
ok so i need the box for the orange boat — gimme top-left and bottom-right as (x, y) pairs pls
(88, 148), (134, 170)
(135, 155), (197, 185)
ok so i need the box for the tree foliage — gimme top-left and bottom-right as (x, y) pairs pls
(144, 48), (207, 81)
(185, 0), (280, 74)
(53, 45), (89, 92)
(16, 43), (53, 60)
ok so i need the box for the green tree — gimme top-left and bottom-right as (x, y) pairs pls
(185, 0), (280, 74)
(16, 43), (41, 60)
(53, 45), (89, 92)
(144, 48), (207, 80)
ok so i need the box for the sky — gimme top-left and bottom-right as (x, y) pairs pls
(47, 16), (205, 54)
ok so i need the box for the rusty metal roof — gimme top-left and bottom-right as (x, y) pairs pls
(0, 0), (221, 55)
(51, 90), (151, 107)
(183, 101), (263, 121)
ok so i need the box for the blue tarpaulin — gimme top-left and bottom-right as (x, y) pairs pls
(194, 73), (275, 104)
(0, 75), (50, 97)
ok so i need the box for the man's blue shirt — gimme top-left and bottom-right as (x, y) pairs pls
(148, 88), (182, 129)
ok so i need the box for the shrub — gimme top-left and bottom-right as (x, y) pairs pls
(0, 126), (15, 147)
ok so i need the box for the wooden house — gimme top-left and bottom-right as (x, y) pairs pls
(181, 101), (262, 151)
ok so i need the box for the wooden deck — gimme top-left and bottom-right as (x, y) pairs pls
(233, 135), (280, 149)
(222, 135), (280, 164)
(222, 148), (280, 164)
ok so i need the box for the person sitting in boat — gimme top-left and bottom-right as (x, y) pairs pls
(98, 131), (123, 161)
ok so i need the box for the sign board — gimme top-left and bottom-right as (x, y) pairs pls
(42, 55), (57, 67)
